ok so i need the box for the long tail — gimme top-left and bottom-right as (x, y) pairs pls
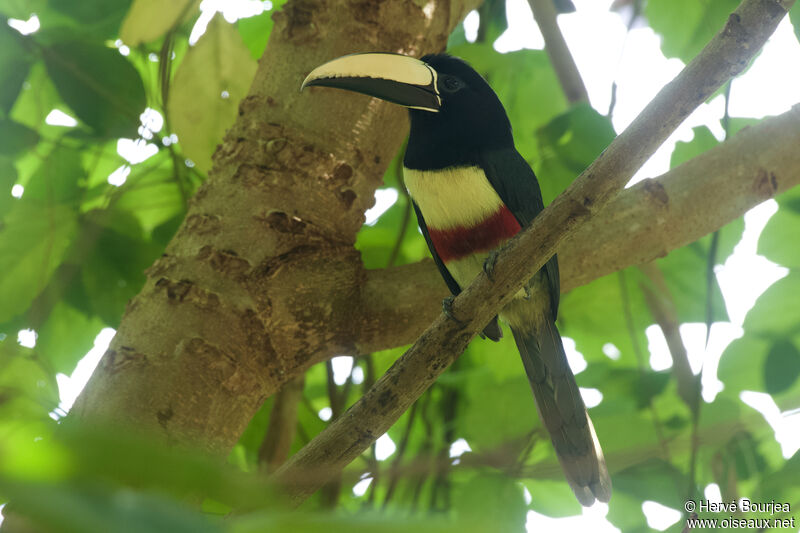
(511, 320), (611, 506)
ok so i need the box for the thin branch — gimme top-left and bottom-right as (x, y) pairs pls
(381, 401), (420, 508)
(638, 263), (699, 413)
(272, 0), (793, 505)
(638, 263), (704, 501)
(528, 0), (589, 104)
(258, 375), (305, 473)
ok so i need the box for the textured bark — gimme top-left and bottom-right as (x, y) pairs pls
(272, 0), (793, 504)
(357, 103), (800, 353)
(71, 0), (480, 455)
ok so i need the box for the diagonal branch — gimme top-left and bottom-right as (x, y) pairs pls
(273, 0), (794, 504)
(357, 102), (800, 354)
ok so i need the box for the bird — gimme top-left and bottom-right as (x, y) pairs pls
(301, 52), (611, 506)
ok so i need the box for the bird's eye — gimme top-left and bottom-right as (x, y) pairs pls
(441, 76), (464, 92)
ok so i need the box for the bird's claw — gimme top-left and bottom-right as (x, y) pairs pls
(442, 296), (466, 326)
(523, 284), (532, 300)
(483, 250), (500, 281)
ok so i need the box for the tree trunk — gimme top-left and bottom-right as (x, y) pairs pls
(70, 0), (480, 456)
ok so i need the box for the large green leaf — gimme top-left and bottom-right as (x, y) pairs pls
(717, 272), (800, 407)
(646, 0), (740, 63)
(119, 0), (199, 46)
(23, 144), (83, 206)
(523, 479), (581, 518)
(0, 0), (47, 18)
(237, 1), (287, 59)
(9, 62), (62, 132)
(0, 342), (59, 421)
(169, 16), (257, 173)
(47, 0), (132, 39)
(790, 1), (800, 45)
(0, 118), (39, 156)
(79, 210), (162, 325)
(34, 301), (104, 376)
(614, 458), (688, 510)
(535, 104), (616, 204)
(559, 268), (649, 367)
(670, 126), (719, 168)
(758, 186), (800, 268)
(43, 40), (145, 137)
(452, 472), (528, 532)
(0, 480), (221, 533)
(0, 23), (34, 113)
(115, 168), (186, 235)
(0, 203), (78, 322)
(763, 339), (800, 395)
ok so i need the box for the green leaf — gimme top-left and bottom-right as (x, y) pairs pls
(717, 272), (800, 405)
(758, 187), (800, 268)
(0, 119), (39, 155)
(237, 1), (286, 59)
(670, 126), (719, 168)
(47, 0), (132, 39)
(0, 342), (60, 421)
(559, 269), (648, 367)
(459, 369), (537, 450)
(43, 40), (146, 137)
(119, 0), (199, 46)
(0, 23), (34, 113)
(9, 62), (62, 131)
(169, 16), (257, 173)
(535, 103), (616, 203)
(0, 203), (78, 322)
(0, 155), (17, 213)
(763, 339), (800, 395)
(614, 458), (688, 509)
(80, 210), (162, 325)
(23, 145), (83, 206)
(115, 169), (186, 235)
(523, 479), (581, 517)
(34, 301), (104, 376)
(0, 0), (47, 18)
(1, 480), (222, 533)
(790, 2), (800, 45)
(646, 0), (740, 63)
(453, 472), (527, 532)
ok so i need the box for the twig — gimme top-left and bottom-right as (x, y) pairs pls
(638, 263), (699, 413)
(271, 0), (793, 505)
(258, 375), (305, 473)
(381, 401), (420, 507)
(528, 0), (589, 104)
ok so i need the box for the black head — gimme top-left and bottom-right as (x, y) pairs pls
(405, 54), (513, 169)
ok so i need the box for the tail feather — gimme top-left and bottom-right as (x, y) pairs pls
(511, 320), (611, 506)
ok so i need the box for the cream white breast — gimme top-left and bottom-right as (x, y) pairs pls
(403, 166), (505, 230)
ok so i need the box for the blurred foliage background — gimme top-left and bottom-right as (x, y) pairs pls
(1, 0), (800, 531)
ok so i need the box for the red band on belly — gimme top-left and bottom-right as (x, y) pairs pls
(427, 206), (521, 262)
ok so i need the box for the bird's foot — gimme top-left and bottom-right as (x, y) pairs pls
(483, 250), (500, 281)
(523, 284), (532, 301)
(442, 296), (466, 326)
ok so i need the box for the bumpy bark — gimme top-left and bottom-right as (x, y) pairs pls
(71, 0), (480, 455)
